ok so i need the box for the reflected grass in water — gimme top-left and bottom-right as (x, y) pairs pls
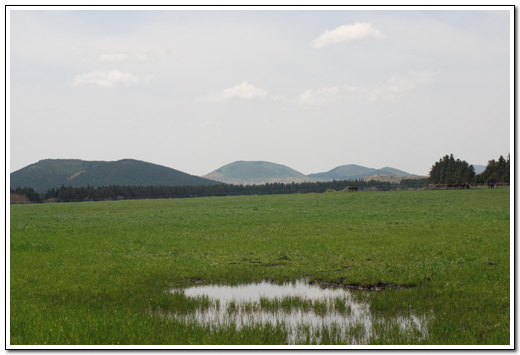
(163, 280), (431, 345)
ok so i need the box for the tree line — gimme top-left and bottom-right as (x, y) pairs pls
(11, 179), (407, 203)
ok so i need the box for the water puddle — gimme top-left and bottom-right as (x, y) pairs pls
(162, 279), (431, 345)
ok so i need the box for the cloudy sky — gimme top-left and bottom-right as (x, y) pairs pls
(8, 6), (512, 176)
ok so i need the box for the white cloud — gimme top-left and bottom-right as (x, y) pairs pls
(98, 53), (148, 62)
(297, 70), (438, 105)
(73, 70), (140, 88)
(297, 86), (342, 105)
(377, 69), (438, 101)
(208, 82), (269, 101)
(311, 23), (384, 48)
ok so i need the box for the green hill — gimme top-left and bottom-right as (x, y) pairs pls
(373, 167), (413, 176)
(10, 159), (220, 193)
(308, 164), (413, 181)
(203, 161), (312, 185)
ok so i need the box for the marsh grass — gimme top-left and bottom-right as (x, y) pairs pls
(10, 189), (510, 345)
(333, 297), (350, 314)
(312, 299), (328, 316)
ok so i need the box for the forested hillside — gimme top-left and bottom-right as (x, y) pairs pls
(10, 159), (219, 193)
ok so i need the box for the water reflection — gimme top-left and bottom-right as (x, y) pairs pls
(167, 279), (430, 345)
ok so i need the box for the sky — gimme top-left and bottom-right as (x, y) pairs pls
(8, 6), (513, 176)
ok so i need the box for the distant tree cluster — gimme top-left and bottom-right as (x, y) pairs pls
(428, 154), (476, 184)
(428, 153), (510, 185)
(474, 155), (510, 184)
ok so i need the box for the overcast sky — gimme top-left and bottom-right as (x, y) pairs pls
(8, 6), (512, 176)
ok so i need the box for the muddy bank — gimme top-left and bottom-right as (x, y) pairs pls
(309, 278), (416, 291)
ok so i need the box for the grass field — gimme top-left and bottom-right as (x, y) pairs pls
(9, 188), (511, 346)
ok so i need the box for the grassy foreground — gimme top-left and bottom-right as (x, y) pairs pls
(10, 188), (511, 345)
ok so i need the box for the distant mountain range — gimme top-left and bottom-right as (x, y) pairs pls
(307, 164), (414, 182)
(203, 161), (423, 185)
(11, 158), (436, 193)
(10, 159), (219, 193)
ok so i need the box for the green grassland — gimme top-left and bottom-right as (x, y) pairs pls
(10, 188), (510, 345)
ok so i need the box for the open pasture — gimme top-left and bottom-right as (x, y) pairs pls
(9, 188), (510, 345)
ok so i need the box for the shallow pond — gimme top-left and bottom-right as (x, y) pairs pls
(165, 279), (431, 345)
